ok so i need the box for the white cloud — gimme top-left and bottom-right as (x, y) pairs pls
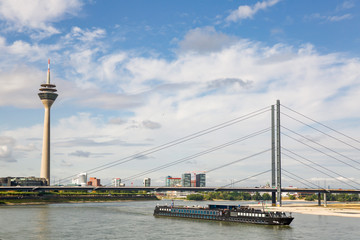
(0, 0), (83, 38)
(109, 118), (127, 125)
(0, 37), (61, 65)
(327, 14), (352, 22)
(64, 26), (106, 43)
(336, 1), (355, 11)
(142, 120), (161, 129)
(306, 13), (353, 23)
(14, 143), (37, 152)
(0, 65), (43, 108)
(178, 26), (238, 53)
(0, 136), (16, 162)
(226, 0), (280, 22)
(69, 150), (91, 158)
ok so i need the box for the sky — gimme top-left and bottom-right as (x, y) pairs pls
(1, 0), (360, 188)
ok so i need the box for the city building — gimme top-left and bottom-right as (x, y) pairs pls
(71, 173), (87, 186)
(87, 177), (101, 187)
(0, 177), (47, 186)
(38, 59), (58, 185)
(196, 173), (206, 187)
(112, 178), (122, 187)
(143, 178), (151, 187)
(165, 176), (181, 187)
(182, 173), (191, 187)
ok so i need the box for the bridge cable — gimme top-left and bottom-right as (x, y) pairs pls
(205, 149), (271, 174)
(282, 149), (359, 189)
(282, 104), (360, 145)
(58, 106), (271, 184)
(219, 170), (271, 188)
(282, 131), (360, 171)
(90, 127), (270, 183)
(283, 126), (360, 166)
(118, 128), (271, 184)
(282, 172), (317, 189)
(282, 147), (360, 187)
(281, 105), (360, 151)
(282, 168), (324, 189)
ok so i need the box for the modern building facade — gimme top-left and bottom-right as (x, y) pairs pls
(38, 59), (58, 185)
(72, 173), (87, 186)
(143, 178), (151, 187)
(165, 176), (181, 187)
(182, 173), (191, 187)
(0, 177), (47, 186)
(87, 177), (101, 187)
(112, 178), (122, 187)
(196, 173), (206, 187)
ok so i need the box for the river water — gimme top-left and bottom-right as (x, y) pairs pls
(1, 200), (359, 240)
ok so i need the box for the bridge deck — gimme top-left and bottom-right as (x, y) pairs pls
(1, 186), (359, 194)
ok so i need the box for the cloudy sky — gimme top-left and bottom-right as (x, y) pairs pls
(1, 0), (360, 188)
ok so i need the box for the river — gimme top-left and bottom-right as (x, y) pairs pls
(1, 200), (359, 239)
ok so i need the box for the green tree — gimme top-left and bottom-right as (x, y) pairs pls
(242, 192), (252, 200)
(262, 193), (271, 200)
(289, 195), (296, 200)
(252, 192), (262, 200)
(187, 194), (204, 201)
(349, 194), (359, 201)
(304, 194), (317, 201)
(325, 193), (336, 201)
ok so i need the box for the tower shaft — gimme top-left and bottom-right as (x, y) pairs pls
(40, 103), (52, 183)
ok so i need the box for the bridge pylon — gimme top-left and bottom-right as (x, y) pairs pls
(271, 105), (276, 206)
(276, 100), (282, 207)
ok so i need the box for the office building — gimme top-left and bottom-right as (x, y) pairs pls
(196, 173), (206, 187)
(0, 177), (47, 186)
(112, 178), (122, 187)
(143, 178), (151, 187)
(72, 173), (87, 186)
(165, 176), (181, 187)
(182, 173), (191, 187)
(87, 177), (101, 187)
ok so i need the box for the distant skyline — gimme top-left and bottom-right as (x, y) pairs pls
(1, 0), (360, 187)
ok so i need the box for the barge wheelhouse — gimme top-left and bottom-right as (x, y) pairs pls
(154, 204), (294, 225)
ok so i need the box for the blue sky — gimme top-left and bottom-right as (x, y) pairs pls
(1, 0), (360, 187)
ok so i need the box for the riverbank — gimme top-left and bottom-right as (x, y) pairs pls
(265, 203), (360, 218)
(0, 194), (158, 205)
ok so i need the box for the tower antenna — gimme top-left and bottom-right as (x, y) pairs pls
(47, 59), (50, 84)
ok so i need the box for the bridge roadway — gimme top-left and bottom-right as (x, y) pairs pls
(1, 186), (360, 194)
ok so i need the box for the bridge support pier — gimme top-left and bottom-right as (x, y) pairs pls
(324, 192), (327, 207)
(318, 192), (321, 206)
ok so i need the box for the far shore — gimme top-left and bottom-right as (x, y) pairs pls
(0, 199), (140, 206)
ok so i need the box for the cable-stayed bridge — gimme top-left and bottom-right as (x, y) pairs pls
(5, 100), (360, 206)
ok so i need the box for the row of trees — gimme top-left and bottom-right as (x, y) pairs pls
(299, 193), (360, 202)
(187, 192), (272, 201)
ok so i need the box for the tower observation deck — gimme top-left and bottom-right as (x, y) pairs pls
(38, 59), (58, 185)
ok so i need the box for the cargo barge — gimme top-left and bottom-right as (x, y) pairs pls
(154, 204), (294, 225)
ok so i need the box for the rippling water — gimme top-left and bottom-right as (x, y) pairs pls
(1, 200), (359, 240)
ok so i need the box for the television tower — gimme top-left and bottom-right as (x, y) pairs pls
(38, 59), (58, 185)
